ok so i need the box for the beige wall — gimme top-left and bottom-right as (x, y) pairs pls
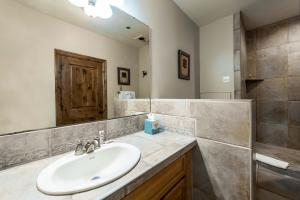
(199, 15), (234, 99)
(118, 0), (200, 99)
(0, 0), (140, 134)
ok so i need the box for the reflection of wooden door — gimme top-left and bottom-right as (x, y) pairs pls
(55, 49), (107, 126)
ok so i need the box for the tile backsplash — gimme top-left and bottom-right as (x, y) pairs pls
(153, 114), (196, 137)
(0, 114), (146, 170)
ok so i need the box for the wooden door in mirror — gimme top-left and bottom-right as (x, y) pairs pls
(55, 49), (107, 126)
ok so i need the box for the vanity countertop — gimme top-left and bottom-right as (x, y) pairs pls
(0, 131), (196, 200)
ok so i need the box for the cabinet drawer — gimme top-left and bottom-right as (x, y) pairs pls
(123, 156), (185, 200)
(163, 178), (185, 200)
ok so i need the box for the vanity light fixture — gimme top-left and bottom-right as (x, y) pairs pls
(68, 0), (123, 19)
(69, 0), (88, 7)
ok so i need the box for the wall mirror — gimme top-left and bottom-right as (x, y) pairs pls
(0, 0), (151, 135)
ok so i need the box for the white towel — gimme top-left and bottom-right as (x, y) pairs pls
(255, 153), (289, 169)
(118, 91), (135, 99)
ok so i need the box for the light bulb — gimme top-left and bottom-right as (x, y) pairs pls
(84, 4), (98, 17)
(108, 0), (124, 7)
(95, 0), (113, 19)
(68, 0), (88, 7)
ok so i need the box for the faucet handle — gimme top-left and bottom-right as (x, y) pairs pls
(93, 137), (100, 149)
(75, 140), (85, 156)
(99, 130), (105, 145)
(85, 141), (95, 154)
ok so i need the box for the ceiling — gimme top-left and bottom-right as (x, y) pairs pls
(15, 0), (149, 48)
(174, 0), (300, 30)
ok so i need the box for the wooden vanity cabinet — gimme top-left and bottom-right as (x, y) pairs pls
(123, 150), (192, 200)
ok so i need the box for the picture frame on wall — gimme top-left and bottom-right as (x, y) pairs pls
(178, 50), (190, 80)
(117, 67), (130, 85)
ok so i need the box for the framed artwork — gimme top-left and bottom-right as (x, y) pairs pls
(117, 67), (130, 85)
(178, 50), (190, 80)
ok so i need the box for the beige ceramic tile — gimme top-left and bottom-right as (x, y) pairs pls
(143, 143), (182, 167)
(0, 129), (51, 169)
(257, 78), (288, 101)
(188, 100), (252, 147)
(114, 99), (128, 117)
(256, 23), (288, 50)
(234, 71), (241, 91)
(153, 114), (196, 137)
(288, 77), (300, 100)
(126, 99), (150, 112)
(256, 46), (288, 79)
(256, 188), (289, 200)
(257, 123), (288, 147)
(246, 57), (257, 78)
(288, 126), (300, 150)
(234, 50), (241, 71)
(115, 134), (163, 158)
(246, 30), (257, 58)
(257, 165), (300, 199)
(288, 19), (300, 42)
(234, 29), (241, 51)
(288, 101), (300, 126)
(106, 115), (146, 140)
(257, 101), (288, 125)
(194, 138), (252, 200)
(51, 121), (105, 156)
(287, 41), (300, 53)
(151, 99), (188, 116)
(288, 51), (300, 76)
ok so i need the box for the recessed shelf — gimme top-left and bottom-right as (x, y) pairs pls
(245, 78), (264, 83)
(245, 78), (264, 93)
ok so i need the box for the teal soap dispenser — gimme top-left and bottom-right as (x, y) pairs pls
(144, 113), (160, 134)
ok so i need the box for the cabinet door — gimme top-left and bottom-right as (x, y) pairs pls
(55, 50), (107, 126)
(163, 178), (185, 200)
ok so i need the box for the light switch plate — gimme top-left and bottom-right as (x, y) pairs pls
(222, 76), (230, 83)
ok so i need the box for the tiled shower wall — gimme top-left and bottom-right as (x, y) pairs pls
(246, 16), (300, 150)
(151, 99), (255, 200)
(234, 12), (247, 99)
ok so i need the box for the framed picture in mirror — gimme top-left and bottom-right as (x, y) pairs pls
(118, 67), (131, 85)
(178, 50), (190, 80)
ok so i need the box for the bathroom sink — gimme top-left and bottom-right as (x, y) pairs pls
(37, 142), (141, 195)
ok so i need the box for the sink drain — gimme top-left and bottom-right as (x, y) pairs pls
(91, 176), (101, 181)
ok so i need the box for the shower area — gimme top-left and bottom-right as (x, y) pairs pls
(234, 13), (300, 199)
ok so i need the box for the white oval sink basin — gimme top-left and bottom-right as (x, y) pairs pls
(37, 142), (140, 195)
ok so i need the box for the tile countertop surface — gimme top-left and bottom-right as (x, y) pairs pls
(0, 131), (196, 200)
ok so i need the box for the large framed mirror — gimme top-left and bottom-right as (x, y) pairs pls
(0, 0), (151, 135)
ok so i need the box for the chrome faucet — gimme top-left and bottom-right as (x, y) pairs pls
(74, 130), (106, 156)
(75, 141), (85, 156)
(85, 142), (95, 154)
